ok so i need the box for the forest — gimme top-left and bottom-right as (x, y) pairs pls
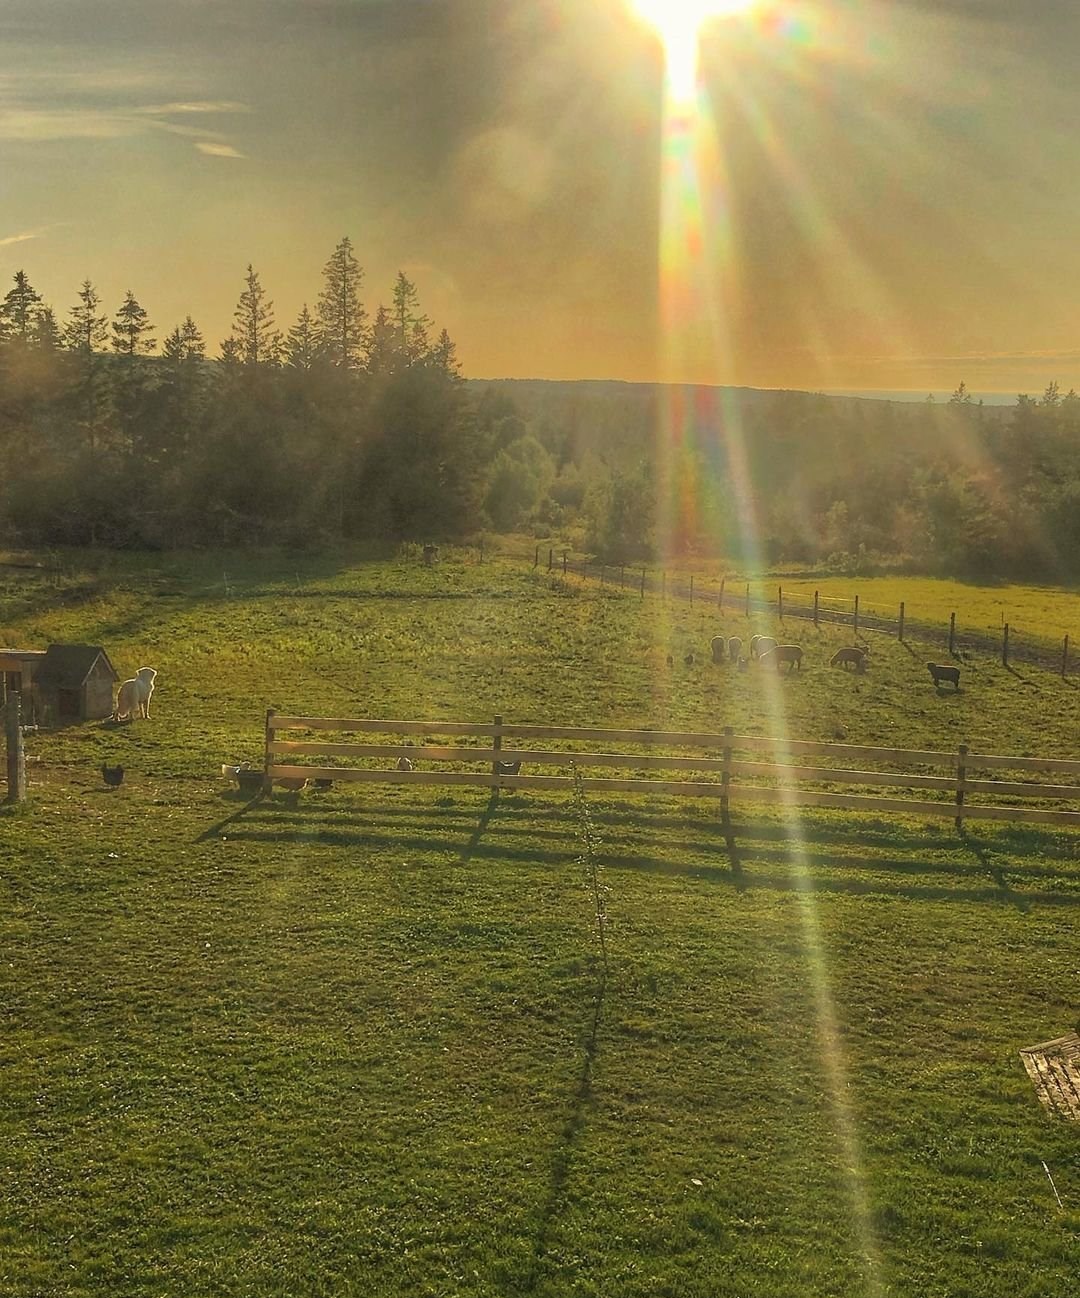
(2, 241), (1079, 581)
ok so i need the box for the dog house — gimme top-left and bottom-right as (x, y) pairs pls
(32, 644), (118, 725)
(0, 649), (47, 717)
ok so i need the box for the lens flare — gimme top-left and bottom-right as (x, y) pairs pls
(632, 0), (757, 93)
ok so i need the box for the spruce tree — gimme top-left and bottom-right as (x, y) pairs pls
(286, 304), (323, 372)
(226, 264), (281, 366)
(0, 270), (43, 341)
(316, 236), (366, 369)
(63, 280), (108, 354)
(112, 290), (156, 356)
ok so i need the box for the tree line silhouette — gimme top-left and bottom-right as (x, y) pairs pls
(2, 241), (1079, 579)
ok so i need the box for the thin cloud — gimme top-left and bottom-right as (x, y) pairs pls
(0, 228), (42, 248)
(195, 141), (245, 158)
(135, 100), (251, 116)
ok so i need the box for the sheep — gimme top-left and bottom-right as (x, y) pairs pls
(927, 662), (961, 690)
(397, 756), (415, 771)
(113, 666), (157, 721)
(728, 635), (742, 662)
(749, 634), (762, 657)
(759, 644), (803, 673)
(754, 636), (778, 659)
(710, 635), (727, 663)
(830, 646), (868, 671)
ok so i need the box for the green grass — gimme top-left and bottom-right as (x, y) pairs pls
(2, 549), (1080, 1296)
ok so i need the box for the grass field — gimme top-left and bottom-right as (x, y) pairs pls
(2, 549), (1079, 1297)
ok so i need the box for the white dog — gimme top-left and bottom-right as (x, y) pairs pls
(113, 667), (157, 721)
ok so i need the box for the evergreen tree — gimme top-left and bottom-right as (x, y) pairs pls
(317, 236), (366, 369)
(112, 290), (155, 356)
(226, 264), (281, 366)
(365, 304), (400, 376)
(32, 306), (61, 352)
(392, 272), (431, 364)
(0, 270), (43, 341)
(286, 304), (323, 372)
(63, 280), (108, 354)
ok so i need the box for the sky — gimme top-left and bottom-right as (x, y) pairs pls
(2, 0), (1080, 394)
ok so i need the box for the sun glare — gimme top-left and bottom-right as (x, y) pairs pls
(632, 0), (757, 94)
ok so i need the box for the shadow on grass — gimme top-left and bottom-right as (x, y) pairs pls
(211, 797), (1080, 906)
(195, 790), (267, 842)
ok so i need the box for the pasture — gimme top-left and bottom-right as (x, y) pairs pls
(2, 548), (1079, 1297)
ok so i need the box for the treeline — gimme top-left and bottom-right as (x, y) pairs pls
(0, 240), (485, 546)
(2, 246), (1080, 580)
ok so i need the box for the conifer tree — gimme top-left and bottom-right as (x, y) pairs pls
(392, 271), (430, 363)
(112, 290), (155, 356)
(286, 304), (323, 372)
(316, 236), (366, 369)
(0, 270), (43, 341)
(225, 264), (281, 366)
(63, 280), (108, 354)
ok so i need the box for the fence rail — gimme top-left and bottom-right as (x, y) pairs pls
(264, 712), (1080, 829)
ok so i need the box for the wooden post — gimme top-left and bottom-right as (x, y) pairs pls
(548, 547), (553, 571)
(778, 585), (783, 619)
(719, 576), (726, 609)
(899, 601), (905, 642)
(263, 708), (275, 794)
(640, 568), (646, 598)
(620, 564), (626, 588)
(492, 713), (503, 786)
(745, 583), (750, 617)
(854, 594), (859, 637)
(5, 695), (26, 804)
(1002, 622), (1010, 667)
(562, 551), (567, 575)
(583, 558), (588, 582)
(720, 725), (736, 856)
(600, 564), (605, 587)
(662, 571), (667, 600)
(690, 575), (694, 606)
(534, 544), (539, 567)
(1063, 634), (1069, 678)
(813, 590), (819, 626)
(949, 612), (956, 656)
(955, 743), (968, 830)
(479, 541), (484, 564)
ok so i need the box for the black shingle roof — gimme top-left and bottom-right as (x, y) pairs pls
(34, 644), (118, 688)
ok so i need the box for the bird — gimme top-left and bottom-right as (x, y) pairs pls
(101, 763), (124, 789)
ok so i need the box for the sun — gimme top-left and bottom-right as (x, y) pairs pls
(631, 0), (757, 94)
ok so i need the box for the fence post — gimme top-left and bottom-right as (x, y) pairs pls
(690, 575), (694, 606)
(548, 548), (553, 571)
(640, 568), (646, 599)
(479, 541), (484, 564)
(1002, 622), (1010, 667)
(600, 564), (605, 587)
(721, 725), (737, 858)
(899, 601), (905, 642)
(492, 713), (503, 786)
(562, 551), (567, 576)
(662, 571), (666, 600)
(854, 594), (859, 637)
(263, 708), (275, 794)
(949, 612), (956, 656)
(583, 558), (588, 582)
(1063, 634), (1070, 678)
(745, 583), (750, 617)
(719, 576), (726, 609)
(814, 590), (819, 626)
(778, 585), (783, 619)
(5, 695), (26, 804)
(534, 544), (539, 567)
(955, 743), (968, 830)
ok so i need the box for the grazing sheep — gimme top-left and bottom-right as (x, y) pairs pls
(728, 636), (742, 662)
(830, 646), (868, 671)
(754, 636), (778, 659)
(927, 662), (961, 690)
(749, 634), (762, 657)
(710, 635), (727, 663)
(397, 756), (415, 771)
(759, 644), (803, 673)
(113, 666), (157, 721)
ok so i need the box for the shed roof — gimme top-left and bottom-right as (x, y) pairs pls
(34, 644), (118, 688)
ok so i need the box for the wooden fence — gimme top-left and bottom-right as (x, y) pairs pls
(264, 712), (1080, 829)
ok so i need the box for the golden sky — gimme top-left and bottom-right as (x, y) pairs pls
(2, 0), (1079, 394)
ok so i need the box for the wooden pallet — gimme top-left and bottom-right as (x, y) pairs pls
(1020, 1032), (1080, 1120)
